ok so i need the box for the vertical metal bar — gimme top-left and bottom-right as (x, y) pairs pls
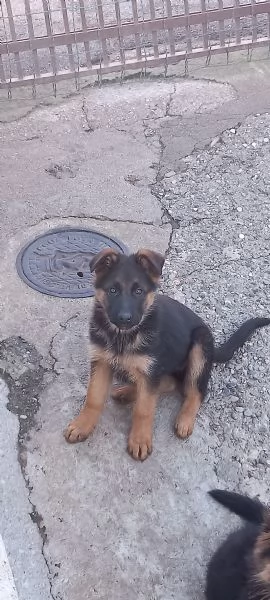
(78, 0), (92, 68)
(200, 0), (209, 50)
(160, 0), (168, 75)
(217, 0), (225, 46)
(250, 0), (257, 42)
(24, 0), (40, 77)
(0, 2), (10, 89)
(96, 0), (109, 66)
(233, 0), (241, 45)
(70, 0), (81, 91)
(131, 0), (142, 60)
(59, 0), (76, 72)
(138, 0), (149, 74)
(0, 55), (6, 82)
(149, 0), (159, 58)
(184, 0), (192, 53)
(114, 0), (125, 66)
(41, 0), (57, 76)
(4, 0), (24, 79)
(165, 0), (175, 55)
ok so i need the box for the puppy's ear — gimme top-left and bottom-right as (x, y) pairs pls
(135, 249), (165, 282)
(90, 248), (119, 276)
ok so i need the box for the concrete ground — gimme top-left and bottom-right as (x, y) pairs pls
(0, 53), (270, 600)
(0, 527), (19, 600)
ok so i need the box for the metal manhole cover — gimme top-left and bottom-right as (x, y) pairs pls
(16, 228), (128, 298)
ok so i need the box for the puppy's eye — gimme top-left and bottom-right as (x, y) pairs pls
(109, 287), (117, 294)
(135, 287), (143, 295)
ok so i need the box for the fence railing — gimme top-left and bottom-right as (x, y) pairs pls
(1, 0), (270, 91)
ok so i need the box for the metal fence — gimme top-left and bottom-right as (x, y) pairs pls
(1, 0), (270, 92)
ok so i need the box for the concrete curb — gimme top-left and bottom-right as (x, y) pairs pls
(0, 535), (19, 600)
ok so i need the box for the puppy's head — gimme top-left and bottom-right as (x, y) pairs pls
(90, 248), (164, 330)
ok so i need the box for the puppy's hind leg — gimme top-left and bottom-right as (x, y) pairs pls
(175, 326), (214, 439)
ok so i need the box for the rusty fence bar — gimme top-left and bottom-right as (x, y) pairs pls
(0, 0), (270, 91)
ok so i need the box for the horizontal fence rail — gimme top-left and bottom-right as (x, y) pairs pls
(0, 0), (270, 91)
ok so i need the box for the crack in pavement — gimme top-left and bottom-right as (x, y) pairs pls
(81, 98), (95, 132)
(48, 315), (79, 375)
(48, 333), (58, 373)
(28, 491), (62, 600)
(165, 82), (177, 117)
(0, 328), (83, 599)
(0, 336), (59, 599)
(146, 104), (250, 262)
(32, 213), (160, 228)
(23, 316), (79, 596)
(112, 126), (140, 142)
(143, 84), (179, 256)
(182, 252), (270, 279)
(192, 120), (242, 152)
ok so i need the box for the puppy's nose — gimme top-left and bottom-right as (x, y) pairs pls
(118, 311), (132, 326)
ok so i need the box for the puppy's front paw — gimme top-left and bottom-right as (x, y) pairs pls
(128, 430), (152, 461)
(64, 412), (96, 443)
(175, 412), (195, 439)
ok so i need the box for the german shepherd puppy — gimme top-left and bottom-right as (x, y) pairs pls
(207, 489), (270, 600)
(64, 248), (270, 460)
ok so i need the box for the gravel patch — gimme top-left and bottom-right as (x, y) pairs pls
(161, 113), (270, 502)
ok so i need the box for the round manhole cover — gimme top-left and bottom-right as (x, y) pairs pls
(16, 228), (128, 298)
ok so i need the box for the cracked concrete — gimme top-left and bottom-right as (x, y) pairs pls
(0, 361), (51, 600)
(0, 55), (270, 600)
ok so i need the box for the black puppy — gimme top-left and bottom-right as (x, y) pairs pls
(206, 489), (270, 600)
(64, 248), (270, 460)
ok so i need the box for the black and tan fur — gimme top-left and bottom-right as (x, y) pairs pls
(64, 248), (270, 460)
(207, 489), (270, 600)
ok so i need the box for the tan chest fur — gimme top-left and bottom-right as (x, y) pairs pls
(91, 344), (154, 381)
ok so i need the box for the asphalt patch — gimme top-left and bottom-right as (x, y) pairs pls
(0, 336), (46, 440)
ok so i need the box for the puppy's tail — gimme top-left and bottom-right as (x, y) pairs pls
(214, 317), (270, 364)
(208, 489), (264, 525)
